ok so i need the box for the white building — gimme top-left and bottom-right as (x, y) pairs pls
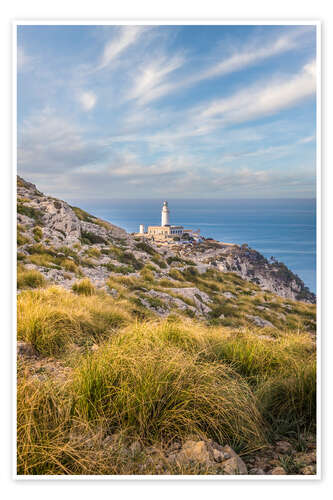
(136, 201), (200, 241)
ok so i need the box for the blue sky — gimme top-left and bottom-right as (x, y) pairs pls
(17, 24), (317, 200)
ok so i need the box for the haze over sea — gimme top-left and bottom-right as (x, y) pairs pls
(75, 198), (316, 294)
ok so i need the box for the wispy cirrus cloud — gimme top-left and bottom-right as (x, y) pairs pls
(97, 25), (146, 70)
(127, 54), (185, 105)
(126, 29), (313, 105)
(199, 60), (316, 124)
(17, 25), (317, 199)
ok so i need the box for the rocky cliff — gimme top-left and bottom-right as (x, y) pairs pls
(17, 175), (315, 304)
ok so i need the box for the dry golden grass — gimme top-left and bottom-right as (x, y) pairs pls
(17, 286), (132, 355)
(17, 304), (316, 475)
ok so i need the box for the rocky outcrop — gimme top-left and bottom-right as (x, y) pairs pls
(17, 176), (126, 247)
(17, 175), (315, 305)
(181, 242), (315, 303)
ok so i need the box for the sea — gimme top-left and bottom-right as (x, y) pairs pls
(74, 198), (316, 294)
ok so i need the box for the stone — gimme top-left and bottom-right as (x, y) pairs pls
(246, 315), (276, 329)
(295, 451), (316, 465)
(271, 466), (286, 475)
(300, 465), (316, 475)
(212, 449), (224, 463)
(249, 468), (265, 475)
(275, 440), (293, 454)
(222, 457), (248, 475)
(223, 292), (236, 299)
(176, 440), (211, 466)
(91, 344), (99, 352)
(17, 341), (37, 358)
(220, 445), (247, 475)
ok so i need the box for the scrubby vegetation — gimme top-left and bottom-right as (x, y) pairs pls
(16, 176), (317, 475)
(17, 284), (316, 475)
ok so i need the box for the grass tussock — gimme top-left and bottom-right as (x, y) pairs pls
(17, 267), (46, 289)
(73, 323), (266, 451)
(17, 286), (132, 355)
(72, 278), (96, 296)
(17, 311), (316, 474)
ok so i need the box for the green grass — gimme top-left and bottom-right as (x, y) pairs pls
(33, 226), (43, 242)
(17, 203), (44, 224)
(17, 231), (30, 246)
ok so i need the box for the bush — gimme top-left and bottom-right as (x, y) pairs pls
(73, 322), (266, 450)
(17, 268), (46, 289)
(62, 259), (79, 274)
(33, 226), (43, 242)
(17, 203), (44, 224)
(85, 247), (101, 258)
(17, 286), (132, 355)
(17, 232), (30, 246)
(81, 231), (106, 245)
(72, 278), (96, 296)
(135, 241), (156, 255)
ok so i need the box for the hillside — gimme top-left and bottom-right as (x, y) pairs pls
(16, 176), (317, 476)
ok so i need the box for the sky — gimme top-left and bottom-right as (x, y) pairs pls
(17, 24), (317, 201)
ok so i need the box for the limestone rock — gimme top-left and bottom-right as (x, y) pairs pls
(275, 440), (293, 454)
(300, 465), (316, 475)
(175, 440), (211, 466)
(220, 445), (247, 475)
(271, 466), (286, 475)
(246, 314), (276, 329)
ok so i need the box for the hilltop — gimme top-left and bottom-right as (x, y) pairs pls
(16, 176), (317, 476)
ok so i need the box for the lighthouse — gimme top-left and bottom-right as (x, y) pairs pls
(161, 201), (170, 226)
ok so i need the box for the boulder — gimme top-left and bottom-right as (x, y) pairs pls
(175, 440), (211, 466)
(169, 440), (247, 474)
(246, 315), (276, 329)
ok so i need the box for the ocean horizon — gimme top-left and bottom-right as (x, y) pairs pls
(68, 198), (316, 294)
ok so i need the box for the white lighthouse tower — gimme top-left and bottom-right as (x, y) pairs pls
(161, 201), (170, 226)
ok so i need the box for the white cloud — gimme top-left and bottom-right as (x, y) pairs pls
(197, 29), (307, 82)
(18, 108), (107, 174)
(98, 26), (144, 70)
(127, 54), (184, 104)
(200, 60), (316, 124)
(125, 29), (311, 105)
(298, 134), (315, 144)
(17, 46), (32, 71)
(78, 91), (97, 111)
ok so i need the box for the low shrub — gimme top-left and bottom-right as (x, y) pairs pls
(17, 268), (46, 289)
(33, 226), (43, 242)
(72, 278), (96, 296)
(135, 241), (156, 255)
(17, 286), (132, 355)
